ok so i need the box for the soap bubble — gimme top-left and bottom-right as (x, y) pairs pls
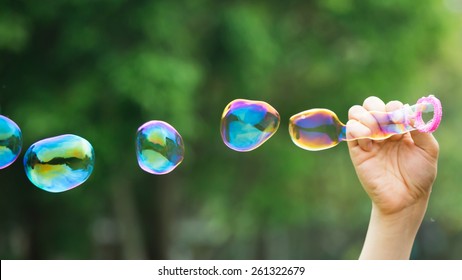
(136, 121), (184, 175)
(23, 134), (95, 193)
(0, 115), (22, 169)
(220, 99), (280, 152)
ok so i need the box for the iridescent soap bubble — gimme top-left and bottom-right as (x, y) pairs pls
(23, 134), (95, 193)
(220, 99), (280, 152)
(0, 115), (22, 169)
(136, 121), (185, 175)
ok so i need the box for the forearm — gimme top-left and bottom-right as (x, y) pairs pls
(359, 199), (429, 260)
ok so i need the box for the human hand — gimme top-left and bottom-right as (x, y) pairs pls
(347, 96), (439, 215)
(347, 96), (439, 259)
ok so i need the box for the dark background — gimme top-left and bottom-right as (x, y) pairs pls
(1, 0), (461, 259)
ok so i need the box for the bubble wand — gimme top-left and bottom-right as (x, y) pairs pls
(289, 95), (442, 151)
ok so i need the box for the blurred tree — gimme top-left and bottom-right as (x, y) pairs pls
(0, 0), (461, 259)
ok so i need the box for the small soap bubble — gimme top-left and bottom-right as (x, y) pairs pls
(0, 115), (22, 169)
(289, 109), (345, 151)
(136, 121), (184, 175)
(23, 134), (95, 193)
(220, 99), (280, 152)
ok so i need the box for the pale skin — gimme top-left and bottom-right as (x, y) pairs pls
(346, 96), (439, 260)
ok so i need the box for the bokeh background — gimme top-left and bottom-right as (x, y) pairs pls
(1, 0), (461, 259)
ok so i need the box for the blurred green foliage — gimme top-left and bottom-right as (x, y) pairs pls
(1, 0), (461, 259)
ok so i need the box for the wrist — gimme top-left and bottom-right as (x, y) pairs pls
(360, 199), (429, 260)
(372, 197), (429, 230)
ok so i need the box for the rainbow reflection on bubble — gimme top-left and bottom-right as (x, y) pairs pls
(289, 95), (442, 151)
(220, 99), (280, 152)
(23, 134), (95, 193)
(0, 115), (22, 169)
(136, 121), (184, 175)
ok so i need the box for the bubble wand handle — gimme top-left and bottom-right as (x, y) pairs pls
(342, 95), (442, 140)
